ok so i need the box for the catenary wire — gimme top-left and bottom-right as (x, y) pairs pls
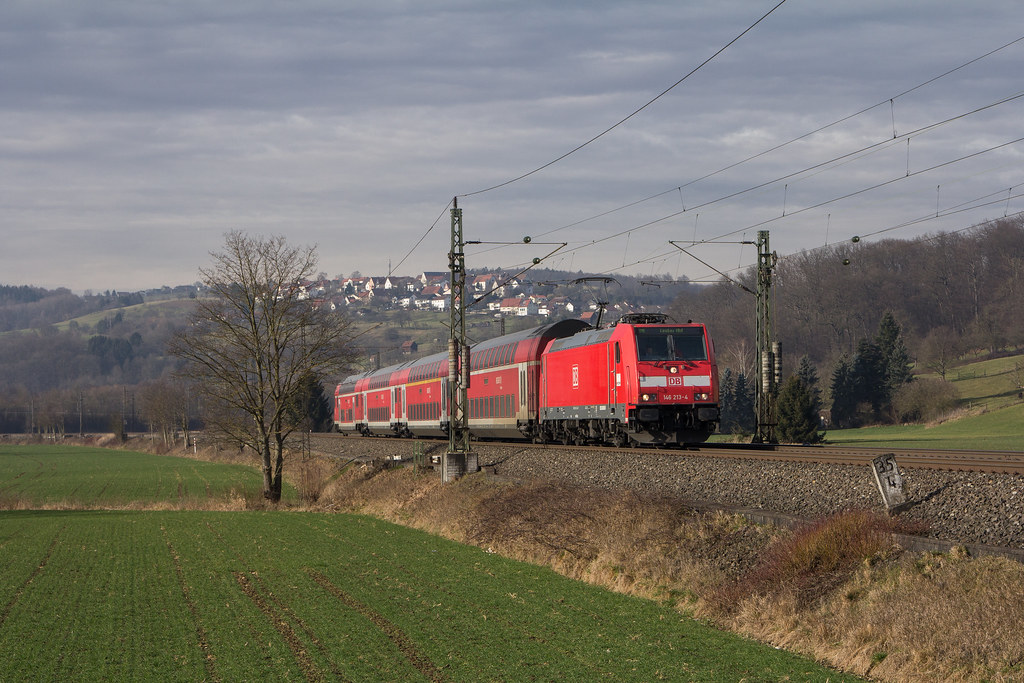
(526, 34), (1024, 241)
(514, 95), (1024, 261)
(457, 0), (789, 198)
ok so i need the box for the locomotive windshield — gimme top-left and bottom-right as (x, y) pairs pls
(635, 326), (707, 362)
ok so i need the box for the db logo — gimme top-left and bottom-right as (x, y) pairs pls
(572, 365), (579, 387)
(668, 376), (682, 386)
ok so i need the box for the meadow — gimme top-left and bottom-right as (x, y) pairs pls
(823, 401), (1024, 451)
(824, 352), (1024, 451)
(0, 444), (860, 681)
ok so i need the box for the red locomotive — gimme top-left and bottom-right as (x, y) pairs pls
(334, 314), (719, 446)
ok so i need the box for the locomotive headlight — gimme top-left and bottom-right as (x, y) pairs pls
(641, 393), (653, 402)
(669, 366), (678, 374)
(695, 392), (709, 401)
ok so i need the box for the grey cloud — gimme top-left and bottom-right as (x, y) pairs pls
(1, 0), (1022, 291)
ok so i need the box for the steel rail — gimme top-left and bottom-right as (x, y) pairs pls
(315, 432), (1024, 474)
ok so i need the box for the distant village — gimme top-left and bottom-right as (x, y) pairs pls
(288, 270), (635, 325)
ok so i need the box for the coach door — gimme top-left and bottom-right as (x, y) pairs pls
(392, 387), (402, 421)
(610, 341), (624, 410)
(607, 342), (616, 409)
(519, 365), (528, 418)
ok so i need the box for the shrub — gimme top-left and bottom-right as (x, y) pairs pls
(892, 377), (959, 423)
(709, 509), (897, 613)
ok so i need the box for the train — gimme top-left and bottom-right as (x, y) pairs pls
(333, 313), (720, 446)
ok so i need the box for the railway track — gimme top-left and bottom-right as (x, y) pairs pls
(693, 443), (1024, 474)
(316, 432), (1024, 474)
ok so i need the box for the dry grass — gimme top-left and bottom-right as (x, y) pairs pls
(719, 549), (1024, 682)
(816, 551), (1024, 681)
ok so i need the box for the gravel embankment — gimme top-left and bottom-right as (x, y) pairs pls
(314, 436), (1024, 552)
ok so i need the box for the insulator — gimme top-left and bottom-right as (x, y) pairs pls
(772, 341), (782, 387)
(448, 339), (457, 383)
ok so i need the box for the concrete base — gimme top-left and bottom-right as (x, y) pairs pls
(441, 451), (478, 482)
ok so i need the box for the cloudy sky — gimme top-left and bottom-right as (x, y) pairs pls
(3, 0), (1023, 292)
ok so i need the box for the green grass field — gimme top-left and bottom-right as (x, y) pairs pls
(0, 445), (862, 681)
(0, 444), (275, 507)
(824, 402), (1024, 450)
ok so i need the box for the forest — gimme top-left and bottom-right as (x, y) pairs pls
(0, 216), (1020, 437)
(668, 216), (1024, 433)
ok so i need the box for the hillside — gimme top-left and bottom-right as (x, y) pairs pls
(825, 352), (1024, 450)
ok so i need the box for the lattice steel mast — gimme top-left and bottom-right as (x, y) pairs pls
(444, 198), (475, 481)
(754, 230), (780, 443)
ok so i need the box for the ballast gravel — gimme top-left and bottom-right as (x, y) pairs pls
(314, 436), (1024, 551)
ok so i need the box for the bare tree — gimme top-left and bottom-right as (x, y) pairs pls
(138, 378), (193, 448)
(919, 326), (962, 380)
(169, 231), (356, 502)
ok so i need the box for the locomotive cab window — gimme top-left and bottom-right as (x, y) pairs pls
(635, 327), (707, 362)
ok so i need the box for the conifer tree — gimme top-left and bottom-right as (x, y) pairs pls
(776, 375), (822, 443)
(876, 310), (914, 399)
(718, 368), (736, 433)
(795, 355), (822, 416)
(732, 372), (756, 433)
(853, 338), (886, 421)
(829, 354), (857, 428)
